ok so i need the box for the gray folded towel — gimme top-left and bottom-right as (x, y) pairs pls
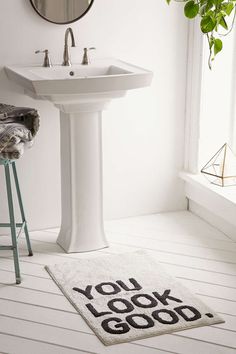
(0, 103), (40, 160)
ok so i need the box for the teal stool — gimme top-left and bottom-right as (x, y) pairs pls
(0, 159), (33, 284)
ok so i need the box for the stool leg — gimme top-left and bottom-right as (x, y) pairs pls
(5, 163), (21, 284)
(12, 162), (33, 257)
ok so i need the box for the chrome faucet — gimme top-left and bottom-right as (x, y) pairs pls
(81, 47), (96, 65)
(62, 27), (76, 66)
(35, 49), (52, 67)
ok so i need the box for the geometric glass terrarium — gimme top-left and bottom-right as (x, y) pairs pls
(201, 143), (236, 187)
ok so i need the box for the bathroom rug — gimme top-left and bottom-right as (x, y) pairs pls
(45, 250), (224, 346)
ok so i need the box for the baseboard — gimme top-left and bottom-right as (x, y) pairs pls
(189, 200), (236, 241)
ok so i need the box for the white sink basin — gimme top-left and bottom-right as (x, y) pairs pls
(29, 64), (131, 79)
(5, 58), (152, 98)
(5, 58), (153, 253)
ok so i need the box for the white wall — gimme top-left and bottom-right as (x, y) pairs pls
(0, 0), (188, 230)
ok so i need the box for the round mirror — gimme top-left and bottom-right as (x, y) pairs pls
(30, 0), (94, 24)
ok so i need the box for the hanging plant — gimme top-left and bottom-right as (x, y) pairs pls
(166, 0), (236, 69)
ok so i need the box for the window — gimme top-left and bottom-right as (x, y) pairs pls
(181, 21), (236, 238)
(184, 20), (236, 173)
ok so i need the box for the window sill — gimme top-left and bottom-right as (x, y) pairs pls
(180, 171), (236, 237)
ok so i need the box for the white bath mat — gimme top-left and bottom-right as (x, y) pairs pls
(45, 250), (224, 346)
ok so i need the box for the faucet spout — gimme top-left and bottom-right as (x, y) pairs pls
(62, 27), (76, 66)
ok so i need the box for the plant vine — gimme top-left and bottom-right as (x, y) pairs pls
(166, 0), (236, 69)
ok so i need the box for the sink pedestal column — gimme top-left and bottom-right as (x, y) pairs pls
(56, 105), (109, 253)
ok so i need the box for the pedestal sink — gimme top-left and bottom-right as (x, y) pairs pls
(5, 58), (153, 253)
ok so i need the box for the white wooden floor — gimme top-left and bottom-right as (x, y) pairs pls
(0, 211), (236, 354)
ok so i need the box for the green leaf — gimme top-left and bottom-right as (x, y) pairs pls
(225, 2), (234, 16)
(214, 38), (223, 56)
(209, 36), (214, 49)
(200, 15), (217, 33)
(205, 0), (214, 12)
(219, 16), (228, 30)
(184, 1), (200, 19)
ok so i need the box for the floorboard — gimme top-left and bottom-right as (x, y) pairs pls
(0, 211), (235, 353)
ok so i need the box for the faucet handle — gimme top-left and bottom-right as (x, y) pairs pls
(81, 47), (96, 65)
(35, 49), (52, 68)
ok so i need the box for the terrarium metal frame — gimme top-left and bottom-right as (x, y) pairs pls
(201, 143), (236, 187)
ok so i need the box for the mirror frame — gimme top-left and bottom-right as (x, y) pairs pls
(30, 0), (94, 25)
